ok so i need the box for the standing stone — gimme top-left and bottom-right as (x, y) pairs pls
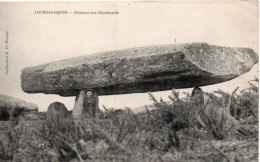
(72, 90), (85, 121)
(191, 87), (205, 106)
(46, 102), (69, 123)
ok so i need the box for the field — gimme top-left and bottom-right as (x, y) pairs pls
(0, 79), (258, 162)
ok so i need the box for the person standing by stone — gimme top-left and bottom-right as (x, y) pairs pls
(82, 90), (99, 118)
(72, 89), (99, 121)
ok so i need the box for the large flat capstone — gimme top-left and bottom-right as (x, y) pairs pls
(21, 43), (258, 96)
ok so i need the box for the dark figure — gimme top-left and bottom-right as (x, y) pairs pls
(82, 90), (99, 118)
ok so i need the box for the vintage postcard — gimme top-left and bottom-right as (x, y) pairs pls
(0, 1), (258, 161)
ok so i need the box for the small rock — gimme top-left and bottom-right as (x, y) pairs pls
(46, 102), (70, 123)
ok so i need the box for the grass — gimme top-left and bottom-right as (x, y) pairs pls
(0, 79), (258, 161)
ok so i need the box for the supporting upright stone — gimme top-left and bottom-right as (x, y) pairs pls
(191, 87), (204, 106)
(72, 90), (85, 121)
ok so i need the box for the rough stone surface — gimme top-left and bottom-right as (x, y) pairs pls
(0, 94), (38, 121)
(72, 90), (85, 120)
(21, 43), (258, 96)
(191, 87), (205, 106)
(46, 102), (70, 122)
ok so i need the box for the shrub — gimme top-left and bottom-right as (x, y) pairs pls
(0, 122), (23, 161)
(0, 82), (258, 161)
(198, 104), (238, 140)
(33, 109), (139, 161)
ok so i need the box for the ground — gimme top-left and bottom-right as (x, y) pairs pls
(0, 82), (258, 162)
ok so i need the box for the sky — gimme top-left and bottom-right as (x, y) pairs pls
(0, 1), (258, 112)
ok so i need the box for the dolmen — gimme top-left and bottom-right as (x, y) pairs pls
(0, 94), (38, 121)
(21, 43), (258, 119)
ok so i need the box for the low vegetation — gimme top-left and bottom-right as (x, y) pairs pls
(0, 78), (258, 161)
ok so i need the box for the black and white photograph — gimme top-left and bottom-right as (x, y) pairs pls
(0, 1), (259, 161)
